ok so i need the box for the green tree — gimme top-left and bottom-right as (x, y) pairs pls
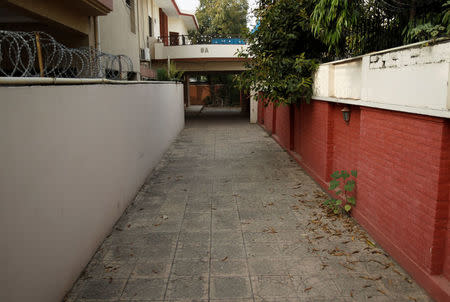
(195, 0), (249, 36)
(311, 0), (449, 55)
(236, 0), (327, 105)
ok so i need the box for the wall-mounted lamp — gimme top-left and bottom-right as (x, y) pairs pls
(341, 106), (351, 124)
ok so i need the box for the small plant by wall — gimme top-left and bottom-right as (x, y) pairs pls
(324, 170), (357, 214)
(156, 63), (184, 81)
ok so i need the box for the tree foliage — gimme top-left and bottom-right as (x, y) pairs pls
(236, 0), (327, 105)
(195, 0), (249, 36)
(238, 0), (449, 107)
(311, 0), (449, 55)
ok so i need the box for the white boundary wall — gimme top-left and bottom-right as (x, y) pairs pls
(0, 82), (184, 302)
(313, 39), (450, 118)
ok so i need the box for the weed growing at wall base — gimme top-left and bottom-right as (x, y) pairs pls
(324, 170), (357, 214)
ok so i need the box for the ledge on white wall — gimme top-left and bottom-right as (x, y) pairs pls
(313, 39), (450, 118)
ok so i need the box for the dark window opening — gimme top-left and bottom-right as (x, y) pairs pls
(148, 16), (152, 37)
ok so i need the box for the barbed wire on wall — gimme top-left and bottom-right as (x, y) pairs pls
(0, 30), (133, 80)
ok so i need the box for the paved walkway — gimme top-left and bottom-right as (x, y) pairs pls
(66, 109), (431, 302)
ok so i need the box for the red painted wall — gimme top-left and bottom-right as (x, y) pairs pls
(294, 102), (331, 182)
(257, 100), (265, 125)
(260, 99), (450, 301)
(263, 102), (275, 133)
(273, 104), (291, 149)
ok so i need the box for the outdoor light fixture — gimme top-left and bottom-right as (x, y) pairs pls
(341, 106), (351, 124)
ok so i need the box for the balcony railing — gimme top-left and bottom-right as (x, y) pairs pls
(157, 34), (247, 46)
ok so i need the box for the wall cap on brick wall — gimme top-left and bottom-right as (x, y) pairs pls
(313, 96), (450, 119)
(313, 39), (450, 115)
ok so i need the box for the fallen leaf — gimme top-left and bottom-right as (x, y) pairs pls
(127, 224), (131, 228)
(108, 277), (113, 284)
(393, 269), (402, 276)
(359, 275), (382, 281)
(340, 263), (355, 271)
(304, 287), (312, 292)
(221, 256), (228, 262)
(333, 252), (345, 256)
(263, 226), (278, 234)
(366, 239), (376, 247)
(152, 270), (158, 274)
(377, 289), (387, 295)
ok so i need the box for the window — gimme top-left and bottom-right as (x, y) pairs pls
(148, 16), (152, 37)
(126, 0), (136, 34)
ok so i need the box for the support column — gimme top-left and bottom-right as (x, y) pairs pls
(250, 89), (258, 123)
(184, 74), (190, 107)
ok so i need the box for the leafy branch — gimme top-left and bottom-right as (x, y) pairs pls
(324, 170), (357, 214)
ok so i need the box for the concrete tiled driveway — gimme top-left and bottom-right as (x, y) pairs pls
(66, 108), (432, 302)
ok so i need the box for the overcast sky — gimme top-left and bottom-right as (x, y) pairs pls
(176, 0), (258, 28)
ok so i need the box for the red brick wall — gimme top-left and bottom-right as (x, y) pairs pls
(293, 101), (331, 181)
(259, 99), (450, 301)
(433, 120), (450, 278)
(330, 104), (360, 175)
(356, 109), (444, 273)
(263, 102), (275, 133)
(273, 104), (291, 149)
(257, 100), (265, 124)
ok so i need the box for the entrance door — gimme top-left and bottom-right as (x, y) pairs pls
(159, 8), (168, 45)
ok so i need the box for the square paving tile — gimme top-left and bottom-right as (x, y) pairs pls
(166, 275), (209, 300)
(211, 258), (248, 276)
(172, 258), (209, 276)
(210, 276), (252, 299)
(131, 259), (172, 278)
(251, 275), (299, 299)
(248, 257), (287, 275)
(78, 278), (127, 300)
(211, 243), (246, 259)
(121, 278), (166, 300)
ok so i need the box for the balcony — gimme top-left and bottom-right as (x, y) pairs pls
(153, 34), (248, 61)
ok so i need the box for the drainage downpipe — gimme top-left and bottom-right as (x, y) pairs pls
(95, 16), (101, 52)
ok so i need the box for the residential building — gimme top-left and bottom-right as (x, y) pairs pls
(98, 0), (198, 80)
(0, 0), (113, 48)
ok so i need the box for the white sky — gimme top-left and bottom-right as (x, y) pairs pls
(176, 0), (258, 28)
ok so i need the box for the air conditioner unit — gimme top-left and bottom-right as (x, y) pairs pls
(140, 47), (151, 61)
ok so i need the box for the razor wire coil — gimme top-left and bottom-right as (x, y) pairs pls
(0, 30), (133, 80)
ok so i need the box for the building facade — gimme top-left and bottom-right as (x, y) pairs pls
(0, 0), (113, 48)
(97, 0), (197, 80)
